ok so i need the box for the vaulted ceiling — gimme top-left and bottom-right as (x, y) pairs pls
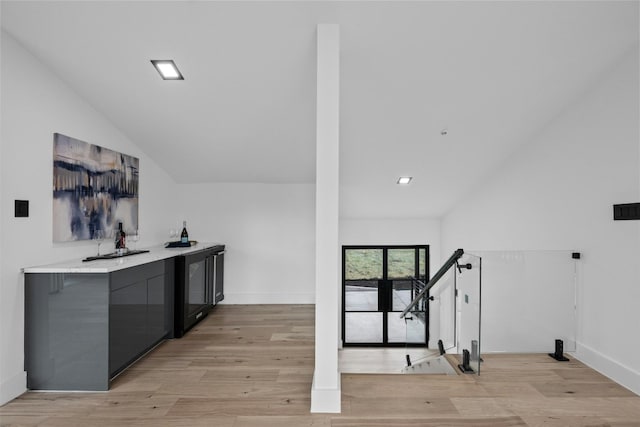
(2, 1), (638, 218)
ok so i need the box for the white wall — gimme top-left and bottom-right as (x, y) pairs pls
(175, 183), (316, 304)
(340, 218), (441, 274)
(442, 47), (640, 394)
(0, 31), (179, 405)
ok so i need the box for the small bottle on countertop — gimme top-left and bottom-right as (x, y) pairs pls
(115, 222), (126, 250)
(180, 221), (189, 244)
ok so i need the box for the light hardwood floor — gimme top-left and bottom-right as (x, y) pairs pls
(1, 304), (639, 426)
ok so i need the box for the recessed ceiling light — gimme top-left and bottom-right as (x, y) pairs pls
(150, 60), (184, 80)
(397, 177), (412, 185)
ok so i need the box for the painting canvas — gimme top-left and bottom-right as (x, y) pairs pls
(53, 133), (139, 242)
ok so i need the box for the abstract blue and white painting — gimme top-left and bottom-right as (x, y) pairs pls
(53, 133), (139, 242)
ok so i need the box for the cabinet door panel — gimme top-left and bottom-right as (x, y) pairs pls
(147, 274), (167, 346)
(109, 280), (147, 376)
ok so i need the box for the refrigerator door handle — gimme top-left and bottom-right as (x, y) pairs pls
(204, 256), (209, 305)
(212, 254), (218, 305)
(210, 255), (216, 305)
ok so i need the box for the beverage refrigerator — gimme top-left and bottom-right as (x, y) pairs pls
(174, 245), (225, 338)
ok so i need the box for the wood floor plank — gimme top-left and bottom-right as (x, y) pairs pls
(233, 415), (331, 427)
(531, 381), (637, 398)
(495, 397), (640, 418)
(0, 415), (47, 426)
(88, 394), (179, 419)
(154, 380), (312, 399)
(341, 374), (487, 399)
(330, 416), (527, 426)
(341, 397), (460, 417)
(165, 396), (311, 417)
(519, 415), (613, 427)
(199, 368), (282, 382)
(477, 381), (546, 398)
(35, 416), (237, 427)
(2, 304), (640, 427)
(450, 397), (521, 417)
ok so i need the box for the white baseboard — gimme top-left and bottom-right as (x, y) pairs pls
(575, 342), (640, 396)
(310, 374), (341, 413)
(0, 371), (26, 406)
(220, 293), (315, 305)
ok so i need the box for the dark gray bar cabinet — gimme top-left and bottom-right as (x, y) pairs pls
(23, 242), (221, 391)
(24, 259), (174, 391)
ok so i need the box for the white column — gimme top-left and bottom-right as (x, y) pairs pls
(0, 50), (4, 404)
(311, 23), (341, 413)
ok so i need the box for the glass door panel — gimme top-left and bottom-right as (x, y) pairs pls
(389, 248), (415, 312)
(187, 259), (206, 316)
(344, 249), (384, 345)
(345, 313), (383, 343)
(344, 248), (382, 312)
(387, 312), (407, 343)
(345, 249), (383, 281)
(388, 249), (415, 279)
(391, 279), (413, 311)
(344, 281), (379, 311)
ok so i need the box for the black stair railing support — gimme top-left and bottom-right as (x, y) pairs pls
(549, 339), (570, 361)
(458, 349), (475, 373)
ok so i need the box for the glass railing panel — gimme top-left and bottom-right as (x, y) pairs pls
(456, 253), (482, 375)
(402, 293), (442, 373)
(428, 267), (456, 351)
(402, 273), (456, 375)
(400, 304), (427, 344)
(390, 278), (423, 344)
(472, 250), (577, 353)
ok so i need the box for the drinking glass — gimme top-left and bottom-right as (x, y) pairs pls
(93, 230), (105, 256)
(129, 229), (140, 250)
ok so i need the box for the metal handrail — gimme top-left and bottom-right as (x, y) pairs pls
(400, 248), (464, 318)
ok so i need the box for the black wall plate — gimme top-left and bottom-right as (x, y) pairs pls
(15, 200), (29, 217)
(613, 203), (640, 220)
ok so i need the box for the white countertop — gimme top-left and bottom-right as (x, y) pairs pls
(23, 242), (223, 274)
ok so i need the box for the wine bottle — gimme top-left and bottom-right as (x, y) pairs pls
(115, 222), (126, 249)
(180, 221), (189, 244)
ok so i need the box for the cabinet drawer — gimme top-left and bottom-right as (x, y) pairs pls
(110, 261), (164, 291)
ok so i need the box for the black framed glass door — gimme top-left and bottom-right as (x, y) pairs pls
(342, 245), (429, 346)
